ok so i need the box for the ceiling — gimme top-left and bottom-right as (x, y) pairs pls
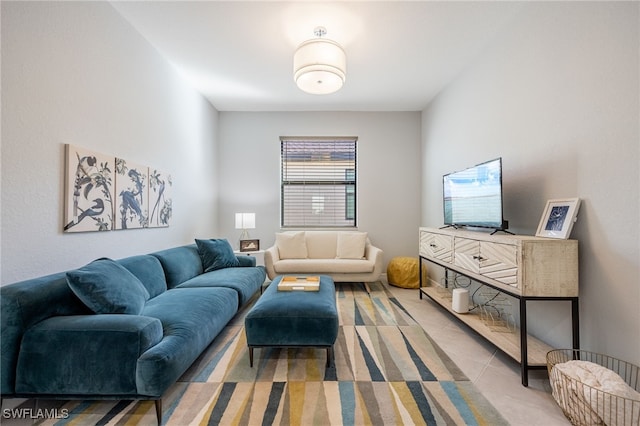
(111, 1), (525, 112)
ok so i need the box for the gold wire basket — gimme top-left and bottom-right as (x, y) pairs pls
(547, 349), (640, 426)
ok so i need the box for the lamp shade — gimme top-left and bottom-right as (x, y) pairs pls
(235, 213), (255, 229)
(294, 32), (346, 95)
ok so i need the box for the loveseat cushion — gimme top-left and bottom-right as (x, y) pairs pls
(195, 238), (240, 272)
(16, 315), (162, 396)
(137, 287), (238, 396)
(177, 266), (266, 307)
(305, 231), (337, 259)
(66, 258), (150, 315)
(336, 232), (368, 259)
(276, 231), (308, 259)
(273, 259), (375, 274)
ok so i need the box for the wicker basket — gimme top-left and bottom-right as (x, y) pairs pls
(547, 349), (640, 426)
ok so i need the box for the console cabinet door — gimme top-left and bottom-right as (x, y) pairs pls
(454, 238), (519, 287)
(478, 241), (518, 287)
(453, 238), (480, 273)
(420, 231), (453, 263)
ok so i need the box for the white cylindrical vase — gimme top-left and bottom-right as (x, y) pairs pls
(452, 288), (469, 313)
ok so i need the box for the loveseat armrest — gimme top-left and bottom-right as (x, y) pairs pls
(364, 243), (382, 261)
(264, 245), (280, 280)
(365, 244), (384, 281)
(15, 315), (163, 396)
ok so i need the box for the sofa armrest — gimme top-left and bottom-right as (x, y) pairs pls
(264, 245), (280, 280)
(236, 255), (256, 267)
(15, 315), (163, 396)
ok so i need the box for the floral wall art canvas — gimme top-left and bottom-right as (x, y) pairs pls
(148, 169), (172, 228)
(64, 144), (115, 232)
(115, 158), (148, 230)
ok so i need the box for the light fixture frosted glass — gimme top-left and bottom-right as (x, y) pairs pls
(293, 27), (346, 95)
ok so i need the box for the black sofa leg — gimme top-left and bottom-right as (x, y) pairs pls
(326, 347), (333, 367)
(155, 399), (162, 425)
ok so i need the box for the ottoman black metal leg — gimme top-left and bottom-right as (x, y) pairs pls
(249, 347), (254, 367)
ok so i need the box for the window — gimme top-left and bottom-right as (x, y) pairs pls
(345, 169), (355, 221)
(281, 137), (357, 228)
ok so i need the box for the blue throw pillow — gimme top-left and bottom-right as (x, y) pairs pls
(195, 238), (240, 272)
(66, 258), (150, 315)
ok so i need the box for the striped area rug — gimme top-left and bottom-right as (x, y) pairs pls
(22, 282), (507, 425)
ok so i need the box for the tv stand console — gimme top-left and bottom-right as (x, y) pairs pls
(418, 227), (579, 386)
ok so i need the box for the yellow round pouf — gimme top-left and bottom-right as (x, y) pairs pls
(387, 257), (422, 288)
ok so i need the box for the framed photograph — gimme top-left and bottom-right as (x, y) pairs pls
(536, 198), (581, 239)
(240, 239), (260, 252)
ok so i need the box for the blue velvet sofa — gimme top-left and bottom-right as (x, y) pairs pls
(0, 240), (266, 424)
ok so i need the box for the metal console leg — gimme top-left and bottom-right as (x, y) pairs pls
(519, 298), (529, 387)
(572, 298), (580, 350)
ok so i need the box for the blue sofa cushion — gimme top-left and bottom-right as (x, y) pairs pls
(16, 315), (162, 396)
(67, 258), (150, 314)
(195, 238), (240, 272)
(178, 265), (266, 307)
(137, 287), (238, 396)
(150, 245), (203, 289)
(117, 255), (168, 299)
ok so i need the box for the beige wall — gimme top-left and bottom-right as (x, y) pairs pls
(421, 2), (639, 364)
(1, 2), (220, 284)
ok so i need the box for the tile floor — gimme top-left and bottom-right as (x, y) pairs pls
(386, 283), (570, 425)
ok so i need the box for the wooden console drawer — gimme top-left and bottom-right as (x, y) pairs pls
(419, 230), (453, 263)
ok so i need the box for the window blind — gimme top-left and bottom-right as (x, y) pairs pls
(281, 137), (357, 228)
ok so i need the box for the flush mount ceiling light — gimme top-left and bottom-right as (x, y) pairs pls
(293, 27), (346, 95)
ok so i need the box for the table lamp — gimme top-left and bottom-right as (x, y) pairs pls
(235, 213), (255, 240)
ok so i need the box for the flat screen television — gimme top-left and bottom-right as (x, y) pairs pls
(443, 158), (508, 231)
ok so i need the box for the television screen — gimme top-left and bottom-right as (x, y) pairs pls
(443, 158), (506, 230)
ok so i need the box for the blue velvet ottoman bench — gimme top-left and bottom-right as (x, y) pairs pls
(244, 275), (339, 367)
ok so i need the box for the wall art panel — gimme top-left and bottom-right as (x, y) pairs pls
(64, 144), (115, 232)
(115, 158), (149, 230)
(148, 169), (172, 228)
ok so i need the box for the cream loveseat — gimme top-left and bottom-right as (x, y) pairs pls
(264, 231), (383, 291)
